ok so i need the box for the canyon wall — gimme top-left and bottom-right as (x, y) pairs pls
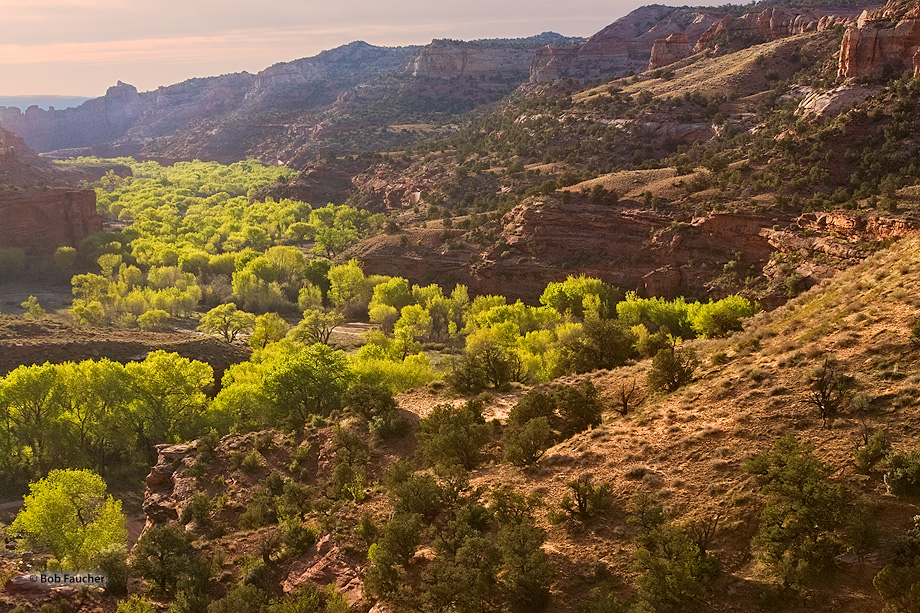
(0, 190), (101, 255)
(838, 0), (920, 79)
(397, 34), (576, 79)
(693, 6), (855, 53)
(532, 6), (720, 81)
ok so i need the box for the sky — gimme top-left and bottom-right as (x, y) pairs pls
(0, 0), (726, 97)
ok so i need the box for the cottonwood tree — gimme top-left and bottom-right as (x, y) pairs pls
(198, 303), (256, 343)
(12, 469), (127, 568)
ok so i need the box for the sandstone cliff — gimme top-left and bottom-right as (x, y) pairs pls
(837, 0), (920, 79)
(0, 190), (101, 255)
(0, 128), (102, 254)
(531, 6), (720, 82)
(649, 32), (692, 69)
(397, 33), (577, 79)
(693, 6), (856, 53)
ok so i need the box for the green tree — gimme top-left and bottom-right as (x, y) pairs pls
(21, 296), (46, 320)
(416, 400), (491, 470)
(132, 523), (194, 597)
(11, 469), (127, 568)
(250, 312), (289, 350)
(288, 309), (345, 345)
(261, 344), (353, 426)
(744, 436), (849, 588)
(198, 303), (257, 343)
(126, 351), (213, 451)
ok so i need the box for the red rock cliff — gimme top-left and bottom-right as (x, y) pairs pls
(693, 6), (856, 53)
(532, 6), (719, 82)
(838, 0), (920, 79)
(0, 190), (101, 255)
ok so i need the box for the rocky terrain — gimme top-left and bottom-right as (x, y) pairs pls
(838, 0), (920, 78)
(0, 128), (102, 254)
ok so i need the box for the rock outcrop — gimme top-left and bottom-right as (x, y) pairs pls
(532, 6), (720, 82)
(397, 33), (575, 79)
(837, 0), (920, 79)
(0, 190), (101, 255)
(649, 32), (692, 69)
(693, 6), (856, 53)
(0, 128), (101, 254)
(797, 84), (879, 119)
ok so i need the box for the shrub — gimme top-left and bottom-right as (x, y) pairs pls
(647, 347), (698, 392)
(180, 493), (212, 525)
(805, 357), (856, 428)
(132, 523), (193, 597)
(282, 521), (319, 555)
(116, 595), (157, 613)
(343, 383), (398, 421)
(138, 309), (170, 331)
(96, 546), (130, 597)
(885, 445), (920, 496)
(744, 436), (848, 587)
(556, 474), (613, 522)
(21, 296), (46, 320)
(554, 381), (602, 437)
(874, 516), (920, 611)
(416, 400), (490, 470)
(503, 416), (552, 466)
(689, 295), (758, 338)
(855, 429), (890, 473)
(239, 449), (263, 473)
(368, 413), (411, 440)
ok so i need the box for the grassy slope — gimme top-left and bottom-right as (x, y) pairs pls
(453, 233), (920, 611)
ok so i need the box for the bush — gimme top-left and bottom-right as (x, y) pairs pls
(689, 295), (758, 338)
(132, 523), (193, 597)
(97, 546), (130, 597)
(885, 445), (920, 496)
(368, 413), (411, 440)
(805, 357), (855, 428)
(554, 381), (602, 437)
(647, 347), (698, 392)
(855, 429), (890, 473)
(138, 309), (170, 331)
(343, 383), (398, 421)
(874, 516), (920, 611)
(282, 521), (319, 555)
(180, 493), (212, 525)
(116, 595), (157, 613)
(21, 296), (46, 319)
(416, 400), (490, 470)
(556, 474), (613, 522)
(744, 436), (848, 587)
(503, 416), (551, 466)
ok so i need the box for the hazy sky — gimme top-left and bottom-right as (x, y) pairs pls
(0, 0), (725, 97)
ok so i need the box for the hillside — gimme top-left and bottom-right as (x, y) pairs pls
(6, 228), (914, 613)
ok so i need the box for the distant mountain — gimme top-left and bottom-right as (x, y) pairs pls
(0, 95), (91, 111)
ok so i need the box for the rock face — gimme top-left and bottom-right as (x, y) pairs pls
(531, 6), (720, 82)
(837, 0), (920, 79)
(649, 32), (692, 69)
(397, 34), (575, 79)
(797, 84), (879, 119)
(0, 129), (101, 254)
(0, 190), (101, 255)
(693, 6), (856, 53)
